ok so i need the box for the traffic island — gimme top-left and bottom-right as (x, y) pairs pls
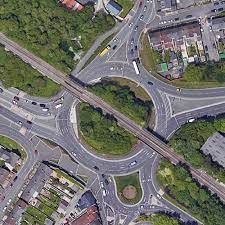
(115, 172), (143, 205)
(77, 103), (137, 157)
(88, 78), (155, 129)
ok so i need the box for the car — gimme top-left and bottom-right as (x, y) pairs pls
(70, 170), (73, 174)
(129, 22), (133, 27)
(214, 2), (219, 6)
(140, 205), (144, 209)
(139, 1), (143, 7)
(0, 88), (3, 93)
(31, 101), (37, 105)
(205, 45), (208, 51)
(113, 38), (118, 42)
(211, 9), (217, 12)
(130, 49), (134, 55)
(35, 149), (38, 154)
(144, 5), (147, 11)
(157, 9), (161, 12)
(3, 206), (7, 212)
(174, 17), (179, 21)
(17, 121), (22, 126)
(200, 28), (203, 32)
(135, 45), (138, 50)
(102, 188), (107, 196)
(129, 161), (137, 167)
(40, 103), (46, 108)
(12, 100), (17, 105)
(72, 152), (76, 157)
(100, 181), (104, 188)
(108, 177), (112, 182)
(131, 38), (134, 44)
(186, 15), (192, 19)
(14, 96), (19, 101)
(188, 118), (195, 123)
(93, 166), (99, 170)
(134, 26), (138, 31)
(7, 199), (12, 204)
(218, 7), (224, 11)
(42, 108), (49, 112)
(136, 57), (140, 63)
(176, 88), (181, 92)
(140, 15), (144, 20)
(27, 120), (32, 124)
(209, 26), (212, 32)
(147, 0), (149, 2)
(110, 67), (114, 71)
(148, 81), (153, 85)
(104, 179), (109, 185)
(13, 176), (18, 182)
(157, 194), (161, 199)
(213, 43), (216, 48)
(112, 45), (117, 50)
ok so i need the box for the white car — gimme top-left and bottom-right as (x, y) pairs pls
(100, 181), (104, 188)
(188, 118), (195, 123)
(72, 152), (76, 157)
(157, 194), (161, 199)
(110, 67), (114, 71)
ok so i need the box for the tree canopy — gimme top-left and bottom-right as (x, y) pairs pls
(169, 118), (225, 183)
(89, 80), (153, 126)
(138, 214), (180, 225)
(0, 0), (115, 73)
(79, 103), (137, 156)
(157, 160), (225, 225)
(0, 46), (60, 97)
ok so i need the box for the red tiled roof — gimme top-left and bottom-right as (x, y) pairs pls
(71, 212), (97, 225)
(62, 0), (76, 9)
(4, 218), (16, 225)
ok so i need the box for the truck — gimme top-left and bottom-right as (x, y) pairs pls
(99, 45), (111, 57)
(132, 60), (140, 75)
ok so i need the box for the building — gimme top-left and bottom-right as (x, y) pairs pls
(0, 148), (20, 171)
(21, 163), (52, 203)
(77, 191), (96, 210)
(105, 0), (122, 16)
(201, 132), (225, 168)
(0, 167), (11, 188)
(59, 0), (84, 11)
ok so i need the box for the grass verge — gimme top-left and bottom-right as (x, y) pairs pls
(115, 172), (142, 205)
(81, 33), (117, 70)
(117, 0), (134, 18)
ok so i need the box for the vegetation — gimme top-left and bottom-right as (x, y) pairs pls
(0, 46), (60, 97)
(26, 206), (47, 224)
(117, 0), (134, 17)
(81, 33), (116, 69)
(157, 159), (225, 225)
(79, 103), (137, 156)
(138, 214), (181, 225)
(38, 203), (55, 217)
(140, 33), (163, 73)
(169, 118), (225, 183)
(115, 172), (142, 204)
(89, 80), (153, 126)
(0, 135), (26, 160)
(0, 0), (115, 73)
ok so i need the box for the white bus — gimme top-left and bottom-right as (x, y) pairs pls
(132, 60), (140, 75)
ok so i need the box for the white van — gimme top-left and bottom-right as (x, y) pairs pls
(102, 188), (107, 197)
(188, 118), (195, 123)
(42, 108), (49, 112)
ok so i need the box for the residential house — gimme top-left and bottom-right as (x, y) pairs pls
(105, 0), (122, 16)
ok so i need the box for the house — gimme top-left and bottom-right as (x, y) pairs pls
(59, 0), (84, 11)
(0, 148), (20, 171)
(77, 191), (96, 210)
(201, 132), (225, 168)
(105, 0), (122, 16)
(0, 167), (10, 188)
(21, 163), (52, 203)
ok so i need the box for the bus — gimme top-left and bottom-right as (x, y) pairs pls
(132, 60), (140, 75)
(99, 45), (111, 57)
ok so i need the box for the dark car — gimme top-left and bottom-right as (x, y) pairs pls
(31, 101), (37, 105)
(205, 45), (208, 51)
(148, 81), (153, 85)
(130, 49), (134, 55)
(214, 2), (219, 5)
(40, 103), (46, 108)
(13, 176), (18, 182)
(211, 9), (217, 12)
(14, 96), (19, 101)
(218, 7), (224, 11)
(186, 15), (192, 19)
(93, 166), (99, 170)
(27, 120), (32, 124)
(112, 45), (117, 50)
(0, 88), (3, 93)
(135, 45), (138, 50)
(105, 179), (109, 185)
(136, 57), (140, 63)
(134, 26), (138, 32)
(174, 17), (179, 21)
